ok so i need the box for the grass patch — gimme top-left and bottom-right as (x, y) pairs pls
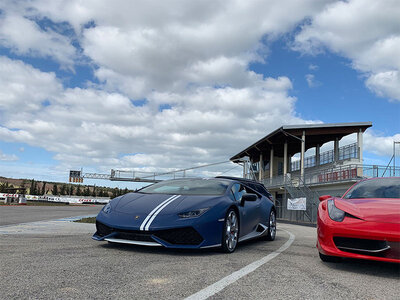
(75, 217), (96, 223)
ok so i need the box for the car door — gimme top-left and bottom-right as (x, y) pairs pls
(231, 183), (261, 237)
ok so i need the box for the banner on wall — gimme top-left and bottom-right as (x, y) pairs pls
(287, 197), (306, 211)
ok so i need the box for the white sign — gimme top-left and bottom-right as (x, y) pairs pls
(287, 197), (306, 211)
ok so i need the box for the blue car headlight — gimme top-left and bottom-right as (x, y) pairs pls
(103, 202), (112, 214)
(178, 208), (209, 218)
(327, 199), (345, 222)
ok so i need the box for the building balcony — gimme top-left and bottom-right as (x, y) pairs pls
(261, 164), (400, 189)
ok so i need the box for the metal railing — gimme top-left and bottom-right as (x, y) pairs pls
(291, 143), (358, 171)
(263, 163), (400, 189)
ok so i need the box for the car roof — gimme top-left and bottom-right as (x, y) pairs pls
(215, 176), (272, 198)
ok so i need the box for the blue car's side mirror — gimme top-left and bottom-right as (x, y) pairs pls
(240, 193), (258, 206)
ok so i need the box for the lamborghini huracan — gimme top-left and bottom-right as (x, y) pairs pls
(93, 177), (276, 253)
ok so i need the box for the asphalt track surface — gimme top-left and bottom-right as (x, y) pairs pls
(0, 207), (399, 299)
(0, 205), (103, 226)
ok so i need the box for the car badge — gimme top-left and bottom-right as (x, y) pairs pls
(135, 215), (140, 220)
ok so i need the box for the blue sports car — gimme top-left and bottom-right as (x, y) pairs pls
(93, 177), (276, 252)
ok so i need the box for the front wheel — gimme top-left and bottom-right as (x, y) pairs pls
(221, 208), (239, 253)
(264, 209), (276, 241)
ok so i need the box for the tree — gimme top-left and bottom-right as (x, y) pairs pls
(83, 186), (90, 196)
(69, 185), (74, 196)
(33, 181), (38, 195)
(76, 185), (81, 196)
(52, 183), (58, 196)
(91, 185), (97, 197)
(112, 187), (119, 198)
(30, 179), (36, 195)
(60, 184), (67, 196)
(41, 182), (46, 195)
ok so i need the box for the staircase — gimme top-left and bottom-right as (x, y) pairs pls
(283, 174), (320, 223)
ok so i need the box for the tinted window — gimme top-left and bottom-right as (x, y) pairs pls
(231, 183), (245, 201)
(138, 179), (229, 195)
(343, 178), (400, 199)
(246, 182), (271, 198)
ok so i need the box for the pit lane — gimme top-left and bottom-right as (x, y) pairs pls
(0, 207), (398, 299)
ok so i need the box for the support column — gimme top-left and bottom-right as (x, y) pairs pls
(316, 144), (320, 166)
(357, 129), (363, 163)
(243, 161), (246, 178)
(259, 153), (263, 181)
(270, 148), (274, 180)
(300, 131), (305, 179)
(283, 141), (288, 175)
(334, 138), (339, 162)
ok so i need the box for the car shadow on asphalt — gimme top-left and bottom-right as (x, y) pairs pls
(320, 258), (400, 279)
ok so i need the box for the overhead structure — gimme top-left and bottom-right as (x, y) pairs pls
(69, 160), (242, 183)
(230, 122), (372, 181)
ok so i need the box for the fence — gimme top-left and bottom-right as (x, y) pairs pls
(291, 143), (358, 171)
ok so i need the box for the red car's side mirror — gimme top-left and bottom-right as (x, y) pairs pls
(319, 195), (332, 202)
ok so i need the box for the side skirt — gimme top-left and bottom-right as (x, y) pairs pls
(239, 224), (268, 243)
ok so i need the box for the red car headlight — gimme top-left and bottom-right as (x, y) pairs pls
(327, 200), (345, 222)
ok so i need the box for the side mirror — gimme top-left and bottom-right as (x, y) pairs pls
(240, 193), (258, 206)
(319, 195), (332, 202)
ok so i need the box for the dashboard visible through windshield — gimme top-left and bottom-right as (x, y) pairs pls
(138, 179), (229, 195)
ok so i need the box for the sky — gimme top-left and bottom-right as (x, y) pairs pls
(0, 0), (399, 188)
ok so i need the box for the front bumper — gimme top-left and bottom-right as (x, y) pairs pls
(92, 219), (223, 249)
(317, 206), (400, 263)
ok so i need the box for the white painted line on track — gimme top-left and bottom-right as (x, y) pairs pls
(185, 229), (295, 300)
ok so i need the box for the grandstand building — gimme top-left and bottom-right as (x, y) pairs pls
(230, 122), (398, 223)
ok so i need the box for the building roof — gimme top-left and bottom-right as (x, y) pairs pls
(230, 122), (372, 161)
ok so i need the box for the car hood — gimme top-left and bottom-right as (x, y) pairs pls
(113, 192), (223, 215)
(335, 198), (400, 224)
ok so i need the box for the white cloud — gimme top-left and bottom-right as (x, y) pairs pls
(0, 150), (18, 161)
(366, 71), (400, 101)
(0, 58), (308, 172)
(0, 12), (76, 68)
(0, 0), (397, 178)
(7, 0), (331, 97)
(293, 0), (400, 101)
(364, 131), (400, 158)
(305, 74), (321, 87)
(0, 56), (62, 114)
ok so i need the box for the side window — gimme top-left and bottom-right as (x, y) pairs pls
(231, 183), (245, 202)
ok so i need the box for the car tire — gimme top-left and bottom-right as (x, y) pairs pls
(319, 252), (342, 263)
(221, 208), (239, 253)
(263, 209), (276, 241)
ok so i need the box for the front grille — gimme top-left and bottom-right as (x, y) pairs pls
(333, 237), (390, 257)
(96, 221), (113, 237)
(154, 227), (203, 245)
(96, 221), (203, 245)
(116, 231), (154, 242)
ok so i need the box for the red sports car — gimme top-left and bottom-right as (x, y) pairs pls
(317, 177), (400, 263)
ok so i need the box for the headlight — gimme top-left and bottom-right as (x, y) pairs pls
(327, 199), (345, 222)
(103, 202), (112, 214)
(178, 208), (209, 218)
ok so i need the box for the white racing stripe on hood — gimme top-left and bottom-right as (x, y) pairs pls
(144, 195), (181, 231)
(139, 195), (179, 231)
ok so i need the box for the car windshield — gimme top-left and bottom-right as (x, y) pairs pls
(138, 179), (229, 195)
(343, 178), (400, 199)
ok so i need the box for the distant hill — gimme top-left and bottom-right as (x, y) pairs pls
(0, 176), (133, 198)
